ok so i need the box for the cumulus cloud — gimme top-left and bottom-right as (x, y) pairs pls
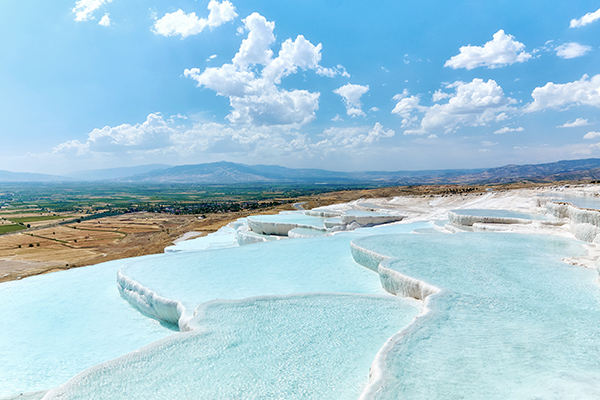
(98, 13), (111, 26)
(316, 123), (394, 149)
(153, 0), (237, 38)
(526, 74), (600, 112)
(185, 13), (342, 127)
(555, 42), (592, 59)
(54, 113), (175, 155)
(570, 8), (600, 28)
(52, 113), (399, 168)
(557, 118), (591, 128)
(391, 90), (425, 128)
(52, 112), (311, 159)
(583, 131), (600, 139)
(394, 79), (516, 135)
(432, 89), (451, 102)
(444, 30), (531, 70)
(494, 126), (524, 134)
(333, 84), (369, 117)
(72, 0), (113, 22)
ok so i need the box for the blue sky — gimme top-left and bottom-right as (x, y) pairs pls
(1, 0), (600, 174)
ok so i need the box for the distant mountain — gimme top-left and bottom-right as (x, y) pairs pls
(458, 158), (600, 184)
(4, 158), (600, 184)
(119, 162), (361, 183)
(0, 170), (67, 182)
(116, 158), (600, 185)
(66, 164), (172, 181)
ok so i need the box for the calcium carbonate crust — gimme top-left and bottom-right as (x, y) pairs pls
(350, 237), (441, 400)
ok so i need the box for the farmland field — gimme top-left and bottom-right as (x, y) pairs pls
(0, 224), (26, 234)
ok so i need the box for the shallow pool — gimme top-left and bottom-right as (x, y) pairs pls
(352, 232), (600, 399)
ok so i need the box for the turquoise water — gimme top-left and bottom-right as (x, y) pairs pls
(542, 193), (600, 210)
(344, 209), (385, 216)
(0, 221), (427, 397)
(352, 233), (600, 399)
(44, 294), (420, 399)
(164, 225), (238, 252)
(3, 215), (599, 399)
(248, 212), (327, 228)
(120, 233), (388, 313)
(0, 258), (175, 397)
(289, 227), (329, 236)
(451, 208), (547, 220)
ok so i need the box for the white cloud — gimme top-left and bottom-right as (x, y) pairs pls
(391, 90), (425, 128)
(72, 0), (113, 22)
(53, 113), (309, 159)
(333, 83), (369, 117)
(570, 8), (600, 28)
(444, 30), (531, 70)
(583, 131), (600, 139)
(432, 89), (451, 102)
(317, 123), (394, 148)
(370, 107), (380, 112)
(184, 13), (330, 126)
(231, 13), (275, 66)
(415, 79), (516, 134)
(558, 118), (591, 128)
(184, 12), (341, 127)
(153, 0), (237, 38)
(494, 126), (524, 134)
(262, 35), (322, 84)
(226, 87), (320, 126)
(481, 141), (497, 147)
(403, 129), (428, 136)
(51, 113), (400, 169)
(393, 80), (516, 134)
(316, 64), (350, 78)
(526, 74), (600, 112)
(555, 42), (592, 59)
(206, 0), (238, 27)
(54, 113), (175, 155)
(331, 114), (343, 122)
(98, 13), (111, 27)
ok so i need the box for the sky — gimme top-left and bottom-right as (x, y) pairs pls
(1, 1), (600, 174)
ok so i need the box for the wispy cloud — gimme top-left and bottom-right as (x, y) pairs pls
(494, 126), (524, 134)
(555, 42), (592, 59)
(570, 7), (600, 28)
(583, 131), (600, 139)
(557, 118), (591, 128)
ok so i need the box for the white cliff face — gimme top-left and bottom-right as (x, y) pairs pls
(546, 201), (600, 242)
(246, 209), (406, 237)
(448, 210), (534, 226)
(117, 270), (192, 331)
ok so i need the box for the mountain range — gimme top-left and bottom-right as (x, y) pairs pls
(3, 158), (600, 185)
